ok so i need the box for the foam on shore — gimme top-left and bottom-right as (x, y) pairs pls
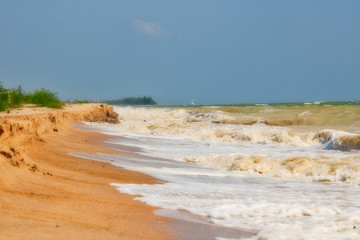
(79, 105), (360, 240)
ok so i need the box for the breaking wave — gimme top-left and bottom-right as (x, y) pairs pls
(316, 130), (360, 150)
(114, 106), (360, 151)
(185, 154), (360, 185)
(114, 106), (320, 146)
(110, 106), (360, 184)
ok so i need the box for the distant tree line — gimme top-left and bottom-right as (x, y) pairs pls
(105, 96), (157, 106)
(0, 82), (63, 111)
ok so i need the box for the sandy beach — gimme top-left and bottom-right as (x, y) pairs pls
(0, 104), (170, 240)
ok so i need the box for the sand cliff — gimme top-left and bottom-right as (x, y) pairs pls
(0, 104), (118, 172)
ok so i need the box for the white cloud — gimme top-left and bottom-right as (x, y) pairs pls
(133, 20), (165, 36)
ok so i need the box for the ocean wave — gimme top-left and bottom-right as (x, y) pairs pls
(185, 154), (360, 185)
(112, 107), (360, 151)
(316, 130), (360, 150)
(113, 107), (319, 146)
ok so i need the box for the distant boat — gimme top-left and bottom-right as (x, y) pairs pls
(190, 99), (195, 105)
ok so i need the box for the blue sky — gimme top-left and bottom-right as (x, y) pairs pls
(1, 0), (359, 105)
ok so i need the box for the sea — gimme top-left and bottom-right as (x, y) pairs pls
(73, 103), (360, 240)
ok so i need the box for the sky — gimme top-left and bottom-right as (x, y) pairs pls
(1, 0), (359, 105)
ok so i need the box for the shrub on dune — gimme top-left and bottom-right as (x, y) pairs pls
(27, 88), (64, 109)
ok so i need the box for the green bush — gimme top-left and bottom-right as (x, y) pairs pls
(74, 100), (89, 104)
(9, 86), (25, 108)
(106, 96), (157, 105)
(27, 88), (64, 109)
(0, 89), (9, 111)
(0, 82), (64, 111)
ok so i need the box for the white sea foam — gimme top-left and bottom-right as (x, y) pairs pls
(317, 129), (360, 150)
(72, 142), (360, 240)
(84, 107), (360, 184)
(78, 106), (360, 239)
(186, 154), (360, 185)
(107, 106), (320, 146)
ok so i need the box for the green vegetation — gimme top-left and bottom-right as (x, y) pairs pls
(26, 88), (63, 108)
(64, 97), (157, 106)
(0, 82), (63, 111)
(74, 100), (89, 104)
(64, 99), (90, 104)
(9, 86), (26, 108)
(105, 96), (157, 106)
(0, 83), (9, 111)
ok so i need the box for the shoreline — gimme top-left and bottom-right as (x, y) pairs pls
(0, 104), (171, 239)
(80, 124), (257, 240)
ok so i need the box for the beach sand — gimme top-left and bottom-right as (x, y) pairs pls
(0, 104), (171, 240)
